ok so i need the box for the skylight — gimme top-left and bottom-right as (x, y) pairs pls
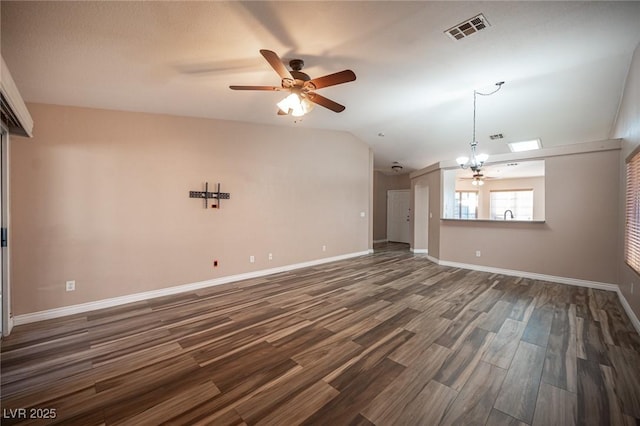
(508, 139), (542, 152)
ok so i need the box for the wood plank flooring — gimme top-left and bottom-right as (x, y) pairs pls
(2, 242), (640, 425)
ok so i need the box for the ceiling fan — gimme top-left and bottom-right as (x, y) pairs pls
(229, 49), (356, 117)
(460, 171), (497, 186)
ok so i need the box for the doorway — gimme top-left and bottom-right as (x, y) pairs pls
(387, 189), (411, 244)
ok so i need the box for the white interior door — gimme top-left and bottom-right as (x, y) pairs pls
(387, 190), (411, 243)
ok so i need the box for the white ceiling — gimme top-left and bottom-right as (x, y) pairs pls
(2, 1), (640, 173)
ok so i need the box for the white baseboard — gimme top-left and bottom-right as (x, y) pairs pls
(428, 257), (640, 334)
(616, 288), (640, 335)
(410, 248), (428, 254)
(373, 239), (388, 244)
(435, 258), (619, 292)
(13, 250), (370, 326)
(4, 316), (14, 337)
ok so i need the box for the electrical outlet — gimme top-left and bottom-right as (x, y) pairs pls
(268, 253), (273, 261)
(213, 260), (218, 267)
(250, 255), (255, 263)
(322, 245), (327, 252)
(475, 250), (481, 257)
(65, 280), (75, 292)
(360, 211), (365, 218)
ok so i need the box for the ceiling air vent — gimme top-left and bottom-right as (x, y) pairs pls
(489, 133), (504, 140)
(445, 14), (491, 41)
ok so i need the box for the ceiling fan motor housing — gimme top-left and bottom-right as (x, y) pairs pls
(289, 59), (311, 85)
(289, 59), (304, 71)
(291, 71), (310, 81)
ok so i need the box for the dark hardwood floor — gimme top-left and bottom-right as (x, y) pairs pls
(2, 242), (640, 425)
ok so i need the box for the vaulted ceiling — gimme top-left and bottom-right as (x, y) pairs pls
(2, 1), (640, 173)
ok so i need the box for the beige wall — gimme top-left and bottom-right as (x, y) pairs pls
(439, 149), (620, 284)
(10, 103), (372, 315)
(613, 42), (640, 318)
(373, 171), (410, 241)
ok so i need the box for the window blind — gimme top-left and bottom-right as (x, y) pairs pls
(454, 191), (478, 219)
(626, 149), (640, 275)
(489, 189), (533, 220)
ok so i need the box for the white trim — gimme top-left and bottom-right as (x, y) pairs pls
(411, 248), (428, 254)
(433, 258), (618, 292)
(616, 288), (640, 335)
(0, 57), (33, 137)
(13, 251), (369, 326)
(373, 239), (388, 244)
(367, 249), (374, 254)
(0, 126), (8, 337)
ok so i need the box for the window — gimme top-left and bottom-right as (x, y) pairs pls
(490, 190), (533, 220)
(625, 148), (640, 275)
(454, 191), (478, 219)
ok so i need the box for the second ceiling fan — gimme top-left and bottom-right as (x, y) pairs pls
(230, 49), (356, 117)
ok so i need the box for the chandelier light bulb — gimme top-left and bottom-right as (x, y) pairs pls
(456, 156), (469, 167)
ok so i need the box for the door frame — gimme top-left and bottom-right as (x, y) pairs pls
(1, 124), (11, 336)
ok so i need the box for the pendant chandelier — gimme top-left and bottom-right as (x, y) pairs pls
(456, 81), (504, 183)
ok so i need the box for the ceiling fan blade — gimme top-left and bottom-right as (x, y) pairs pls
(229, 85), (282, 91)
(307, 92), (346, 113)
(260, 49), (293, 81)
(306, 70), (356, 90)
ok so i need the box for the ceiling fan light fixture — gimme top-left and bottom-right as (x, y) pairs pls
(277, 93), (314, 117)
(300, 97), (314, 115)
(391, 161), (403, 173)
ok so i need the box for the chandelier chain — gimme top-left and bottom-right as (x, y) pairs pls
(472, 82), (503, 147)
